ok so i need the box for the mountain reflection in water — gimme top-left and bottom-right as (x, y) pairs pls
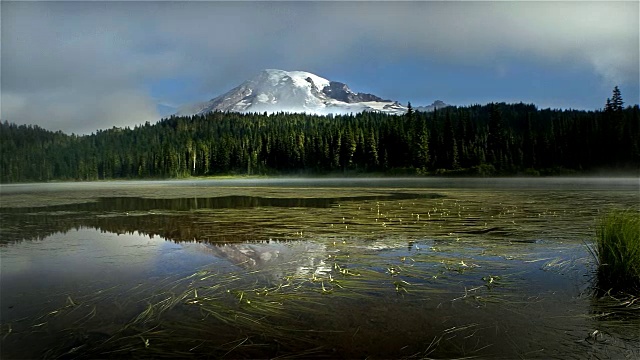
(197, 241), (333, 279)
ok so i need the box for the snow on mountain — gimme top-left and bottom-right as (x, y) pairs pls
(176, 69), (409, 116)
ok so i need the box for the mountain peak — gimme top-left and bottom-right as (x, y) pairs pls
(414, 100), (451, 112)
(177, 69), (407, 116)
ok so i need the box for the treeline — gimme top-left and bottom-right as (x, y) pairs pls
(1, 102), (638, 183)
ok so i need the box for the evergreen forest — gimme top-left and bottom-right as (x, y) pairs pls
(1, 92), (638, 183)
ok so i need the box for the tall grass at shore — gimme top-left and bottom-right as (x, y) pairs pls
(594, 210), (640, 294)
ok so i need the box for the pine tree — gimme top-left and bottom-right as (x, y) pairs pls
(487, 104), (505, 167)
(606, 86), (624, 112)
(406, 102), (414, 119)
(366, 130), (379, 168)
(416, 126), (430, 171)
(611, 86), (624, 111)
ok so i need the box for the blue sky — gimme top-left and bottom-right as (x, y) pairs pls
(2, 1), (638, 134)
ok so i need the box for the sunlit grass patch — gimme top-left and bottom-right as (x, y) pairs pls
(593, 210), (640, 294)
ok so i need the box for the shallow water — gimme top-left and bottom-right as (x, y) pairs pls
(0, 178), (638, 358)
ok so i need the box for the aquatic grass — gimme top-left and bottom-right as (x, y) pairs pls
(69, 245), (521, 358)
(6, 231), (563, 359)
(592, 210), (640, 294)
(4, 184), (640, 359)
(2, 241), (583, 360)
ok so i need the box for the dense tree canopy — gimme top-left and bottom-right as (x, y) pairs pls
(1, 100), (638, 183)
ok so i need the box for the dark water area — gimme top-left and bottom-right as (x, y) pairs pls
(0, 192), (441, 214)
(0, 178), (638, 358)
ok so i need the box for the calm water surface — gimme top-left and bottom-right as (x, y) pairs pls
(1, 178), (638, 358)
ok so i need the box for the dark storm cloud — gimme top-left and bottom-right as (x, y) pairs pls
(1, 1), (637, 133)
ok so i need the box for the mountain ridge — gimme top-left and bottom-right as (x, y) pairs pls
(176, 69), (448, 116)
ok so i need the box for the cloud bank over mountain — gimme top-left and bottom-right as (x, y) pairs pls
(2, 1), (637, 133)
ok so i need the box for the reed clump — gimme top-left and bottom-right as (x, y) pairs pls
(594, 210), (640, 294)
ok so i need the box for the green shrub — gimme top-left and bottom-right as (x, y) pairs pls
(594, 210), (640, 294)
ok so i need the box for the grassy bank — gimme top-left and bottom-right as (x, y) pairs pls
(594, 210), (640, 294)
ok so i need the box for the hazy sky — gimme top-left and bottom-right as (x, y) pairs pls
(2, 1), (638, 134)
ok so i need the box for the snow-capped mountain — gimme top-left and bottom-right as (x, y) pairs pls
(176, 69), (409, 116)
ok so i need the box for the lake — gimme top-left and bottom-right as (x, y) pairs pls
(1, 177), (638, 359)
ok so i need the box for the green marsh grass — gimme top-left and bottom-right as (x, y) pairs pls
(593, 210), (640, 294)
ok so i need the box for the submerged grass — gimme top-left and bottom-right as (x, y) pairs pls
(593, 210), (640, 294)
(3, 237), (535, 359)
(3, 184), (640, 358)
